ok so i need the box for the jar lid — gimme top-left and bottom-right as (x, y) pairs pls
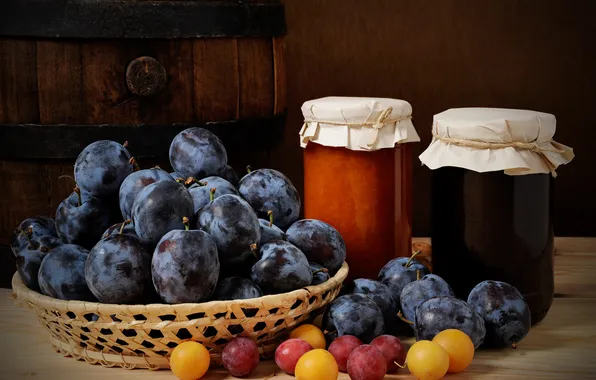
(299, 96), (420, 151)
(419, 107), (575, 177)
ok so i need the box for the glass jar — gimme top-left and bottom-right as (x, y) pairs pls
(300, 97), (420, 280)
(419, 108), (575, 325)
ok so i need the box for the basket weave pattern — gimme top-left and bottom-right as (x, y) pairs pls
(11, 263), (348, 370)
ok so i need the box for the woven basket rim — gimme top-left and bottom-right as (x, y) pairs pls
(12, 262), (349, 313)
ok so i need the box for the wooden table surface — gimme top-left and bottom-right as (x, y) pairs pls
(1, 237), (595, 380)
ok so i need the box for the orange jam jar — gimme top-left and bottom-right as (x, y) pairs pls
(299, 97), (420, 280)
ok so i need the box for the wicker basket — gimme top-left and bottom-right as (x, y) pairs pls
(11, 262), (349, 370)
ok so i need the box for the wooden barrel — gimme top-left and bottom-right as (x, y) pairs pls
(0, 0), (287, 287)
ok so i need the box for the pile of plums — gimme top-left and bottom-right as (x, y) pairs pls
(11, 128), (347, 306)
(322, 252), (532, 350)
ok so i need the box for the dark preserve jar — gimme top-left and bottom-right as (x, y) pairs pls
(419, 108), (574, 325)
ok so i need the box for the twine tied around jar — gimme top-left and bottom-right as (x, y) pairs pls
(303, 106), (412, 149)
(431, 130), (567, 177)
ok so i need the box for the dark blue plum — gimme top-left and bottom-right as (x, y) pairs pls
(196, 194), (260, 266)
(352, 279), (400, 330)
(323, 293), (385, 343)
(16, 235), (62, 291)
(55, 188), (112, 250)
(400, 274), (454, 323)
(467, 280), (531, 348)
(213, 277), (263, 300)
(74, 140), (133, 197)
(11, 216), (57, 256)
(169, 127), (228, 179)
(101, 221), (138, 240)
(238, 168), (300, 230)
(217, 165), (239, 187)
(378, 255), (430, 303)
(309, 262), (330, 285)
(250, 240), (312, 294)
(415, 296), (486, 349)
(85, 235), (152, 304)
(38, 244), (95, 301)
(259, 211), (288, 245)
(189, 176), (239, 214)
(286, 219), (346, 275)
(152, 227), (220, 303)
(131, 181), (194, 246)
(119, 167), (174, 220)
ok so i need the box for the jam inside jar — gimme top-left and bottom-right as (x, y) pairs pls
(430, 166), (555, 325)
(303, 143), (413, 280)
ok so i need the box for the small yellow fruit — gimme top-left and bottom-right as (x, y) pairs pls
(290, 324), (327, 350)
(295, 349), (339, 380)
(169, 341), (211, 380)
(406, 340), (449, 380)
(432, 329), (475, 373)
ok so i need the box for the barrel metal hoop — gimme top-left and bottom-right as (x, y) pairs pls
(0, 112), (286, 159)
(0, 1), (286, 39)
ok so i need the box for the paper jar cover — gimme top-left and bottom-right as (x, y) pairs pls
(299, 96), (420, 151)
(418, 108), (575, 177)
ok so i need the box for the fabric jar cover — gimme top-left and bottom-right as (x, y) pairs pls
(418, 107), (575, 177)
(299, 96), (420, 151)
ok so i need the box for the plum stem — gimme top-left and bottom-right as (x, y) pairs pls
(210, 188), (216, 202)
(59, 174), (78, 194)
(397, 311), (414, 325)
(185, 177), (207, 187)
(73, 186), (82, 207)
(129, 157), (140, 171)
(152, 165), (160, 169)
(246, 165), (252, 173)
(267, 210), (274, 227)
(23, 227), (37, 249)
(119, 219), (132, 234)
(250, 243), (258, 259)
(175, 177), (185, 184)
(405, 250), (422, 268)
(123, 141), (129, 148)
(312, 268), (329, 275)
(182, 217), (190, 231)
(323, 329), (336, 335)
(394, 360), (406, 369)
(58, 174), (76, 183)
(417, 270), (421, 280)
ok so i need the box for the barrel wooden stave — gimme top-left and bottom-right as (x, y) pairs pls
(194, 39), (239, 121)
(0, 40), (39, 124)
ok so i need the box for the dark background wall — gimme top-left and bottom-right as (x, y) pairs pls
(276, 0), (595, 237)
